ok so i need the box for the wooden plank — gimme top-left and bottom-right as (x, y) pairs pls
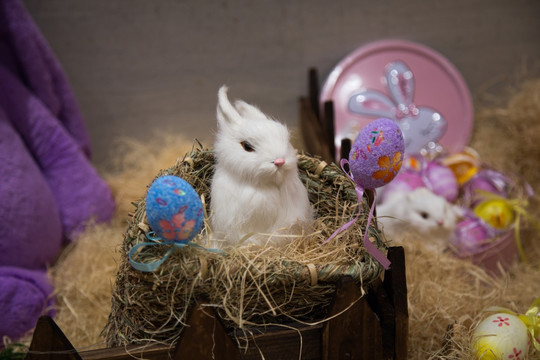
(322, 276), (383, 360)
(173, 302), (241, 359)
(80, 344), (171, 360)
(299, 97), (333, 162)
(308, 67), (320, 120)
(25, 316), (81, 360)
(323, 101), (336, 161)
(384, 246), (408, 360)
(366, 279), (395, 360)
(339, 138), (351, 164)
(234, 324), (323, 360)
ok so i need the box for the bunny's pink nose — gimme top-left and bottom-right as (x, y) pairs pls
(274, 158), (285, 168)
(437, 220), (444, 226)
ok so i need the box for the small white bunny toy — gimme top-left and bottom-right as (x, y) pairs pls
(209, 86), (313, 248)
(377, 187), (462, 251)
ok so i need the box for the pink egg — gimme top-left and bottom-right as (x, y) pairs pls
(451, 216), (490, 255)
(380, 170), (424, 203)
(349, 118), (405, 189)
(424, 161), (459, 202)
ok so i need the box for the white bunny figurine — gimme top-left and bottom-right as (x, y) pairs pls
(377, 187), (462, 251)
(210, 86), (313, 248)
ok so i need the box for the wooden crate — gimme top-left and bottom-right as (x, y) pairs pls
(24, 247), (406, 360)
(24, 71), (408, 359)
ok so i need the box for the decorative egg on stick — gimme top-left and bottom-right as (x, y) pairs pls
(348, 118), (405, 189)
(325, 118), (405, 269)
(145, 175), (205, 243)
(130, 175), (206, 272)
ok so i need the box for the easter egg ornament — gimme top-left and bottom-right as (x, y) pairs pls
(473, 313), (529, 360)
(474, 199), (515, 230)
(324, 118), (405, 269)
(424, 161), (459, 202)
(129, 175), (209, 272)
(473, 298), (540, 359)
(441, 147), (480, 185)
(451, 215), (491, 255)
(145, 175), (204, 243)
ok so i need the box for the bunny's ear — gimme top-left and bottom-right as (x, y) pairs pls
(348, 90), (396, 119)
(217, 85), (244, 128)
(234, 100), (268, 121)
(385, 61), (415, 107)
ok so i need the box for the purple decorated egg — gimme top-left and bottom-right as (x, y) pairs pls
(451, 216), (490, 255)
(462, 170), (509, 206)
(425, 161), (459, 202)
(349, 118), (405, 189)
(146, 175), (204, 243)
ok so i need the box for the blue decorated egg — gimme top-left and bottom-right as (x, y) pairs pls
(349, 118), (405, 189)
(145, 175), (204, 243)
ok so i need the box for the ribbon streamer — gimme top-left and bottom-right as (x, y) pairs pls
(486, 297), (540, 352)
(323, 159), (391, 270)
(129, 232), (224, 272)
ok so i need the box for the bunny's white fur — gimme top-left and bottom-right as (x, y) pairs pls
(377, 187), (462, 251)
(210, 86), (313, 248)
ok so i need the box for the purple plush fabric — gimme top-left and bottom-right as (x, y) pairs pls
(0, 0), (115, 340)
(0, 267), (55, 340)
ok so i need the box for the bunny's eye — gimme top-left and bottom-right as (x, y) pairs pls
(240, 141), (255, 152)
(419, 212), (429, 219)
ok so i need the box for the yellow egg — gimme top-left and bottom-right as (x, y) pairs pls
(472, 313), (529, 359)
(473, 199), (514, 229)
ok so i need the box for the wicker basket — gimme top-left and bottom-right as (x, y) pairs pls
(105, 145), (388, 347)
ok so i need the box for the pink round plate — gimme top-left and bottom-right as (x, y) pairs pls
(320, 39), (474, 159)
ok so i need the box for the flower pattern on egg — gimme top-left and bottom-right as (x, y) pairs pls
(372, 151), (403, 183)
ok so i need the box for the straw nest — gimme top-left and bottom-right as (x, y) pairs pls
(105, 145), (387, 347)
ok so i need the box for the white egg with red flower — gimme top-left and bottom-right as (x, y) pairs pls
(472, 313), (529, 360)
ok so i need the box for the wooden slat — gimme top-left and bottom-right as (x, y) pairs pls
(80, 344), (171, 360)
(299, 97), (333, 162)
(385, 246), (408, 360)
(322, 277), (383, 360)
(25, 316), (81, 360)
(323, 101), (336, 161)
(173, 302), (241, 359)
(234, 324), (323, 359)
(308, 67), (320, 120)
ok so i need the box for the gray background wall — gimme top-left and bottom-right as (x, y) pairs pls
(23, 0), (540, 168)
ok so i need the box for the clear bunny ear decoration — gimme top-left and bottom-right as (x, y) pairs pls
(348, 60), (447, 155)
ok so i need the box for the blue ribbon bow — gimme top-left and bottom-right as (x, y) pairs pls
(129, 232), (225, 272)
